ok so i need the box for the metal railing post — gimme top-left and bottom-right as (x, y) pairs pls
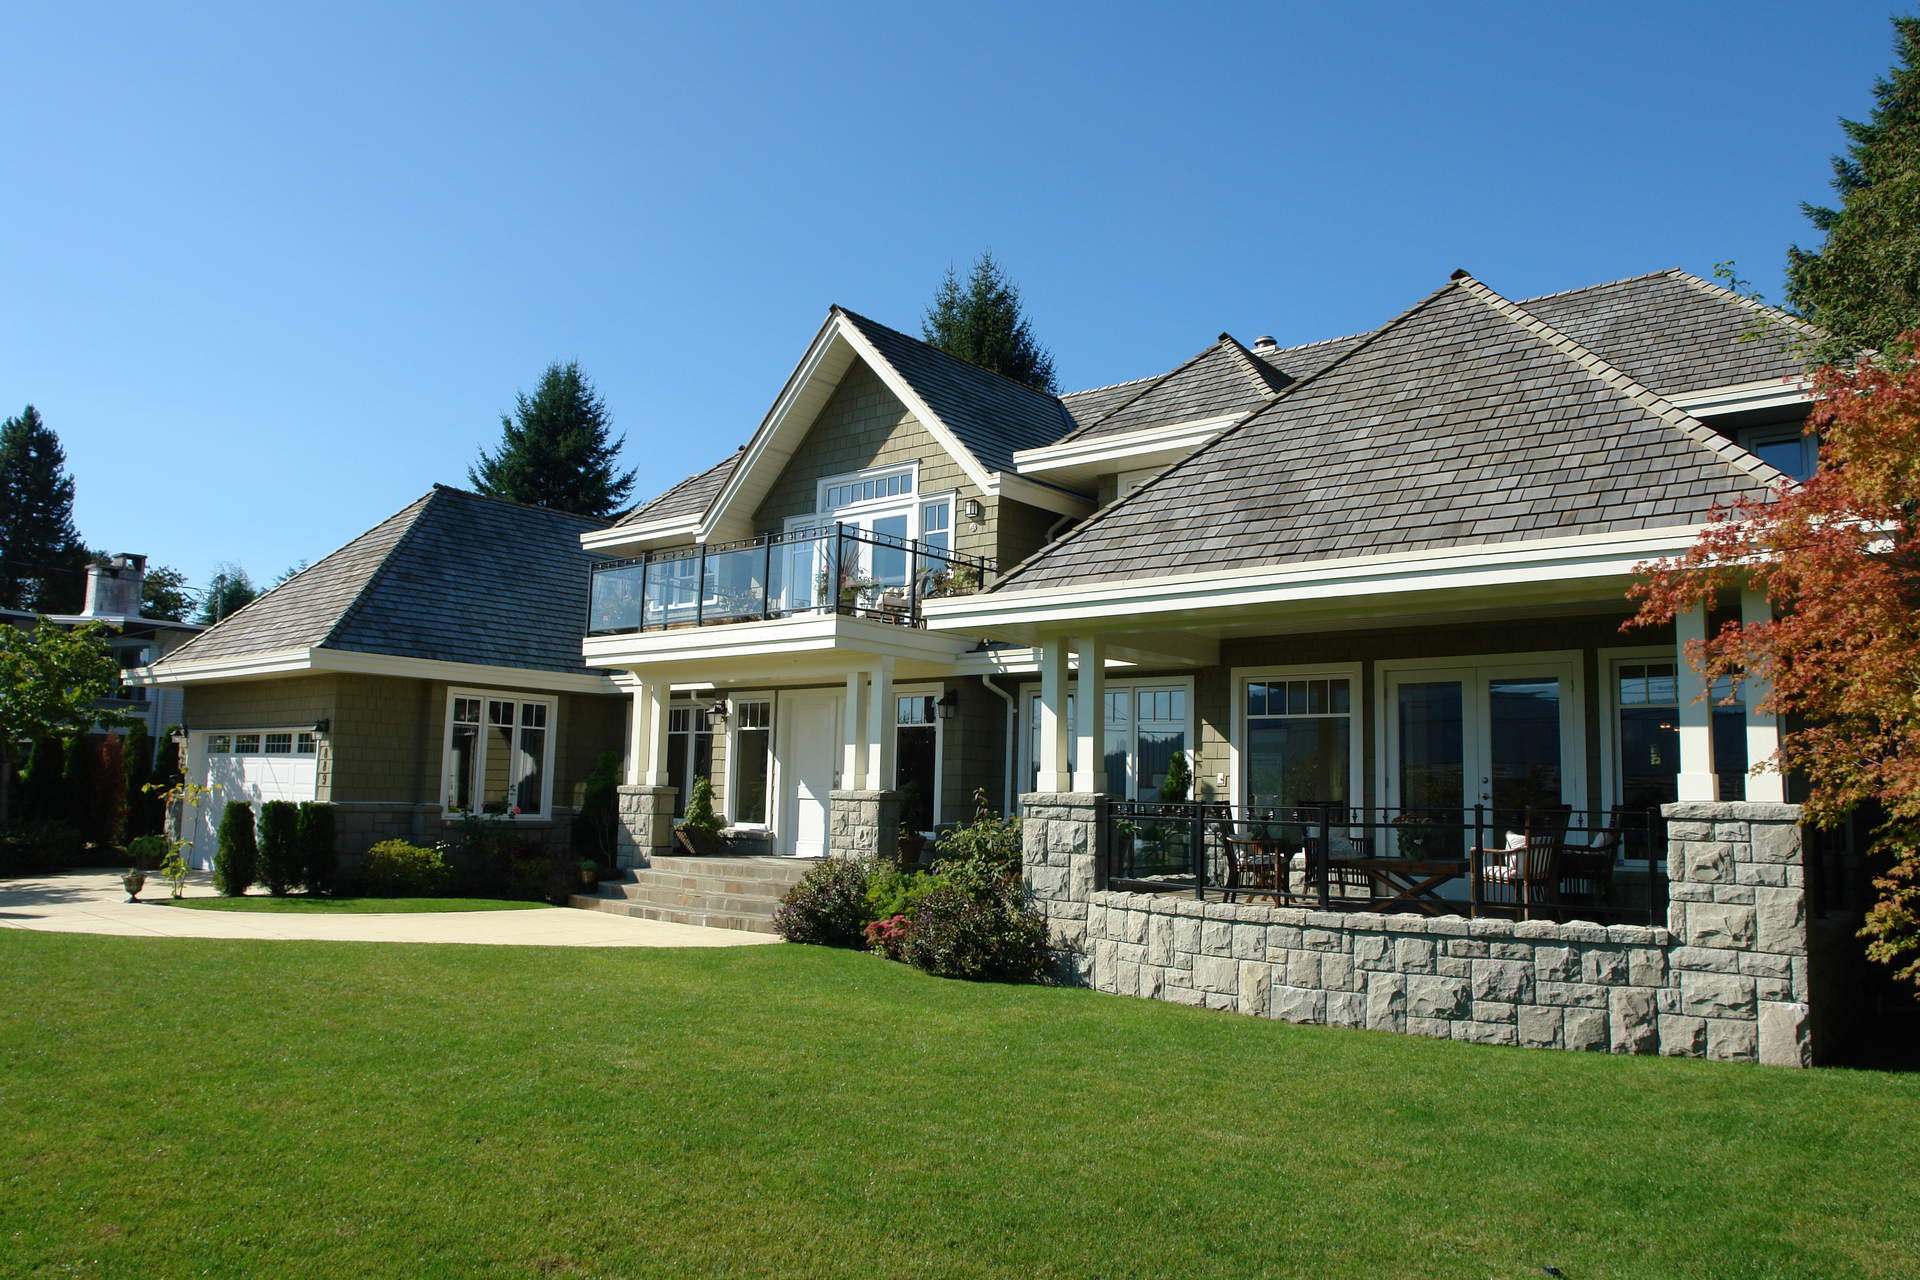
(694, 544), (707, 627)
(1189, 801), (1205, 900)
(638, 552), (652, 631)
(1470, 803), (1485, 918)
(832, 524), (846, 616)
(1316, 805), (1331, 909)
(762, 538), (774, 620)
(907, 542), (920, 624)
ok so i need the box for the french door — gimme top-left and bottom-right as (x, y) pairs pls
(1382, 656), (1584, 832)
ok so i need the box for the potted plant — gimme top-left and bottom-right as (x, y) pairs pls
(675, 776), (723, 854)
(578, 858), (601, 888)
(123, 833), (166, 902)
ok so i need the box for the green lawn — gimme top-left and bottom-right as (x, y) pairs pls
(156, 895), (546, 914)
(1, 933), (1914, 1279)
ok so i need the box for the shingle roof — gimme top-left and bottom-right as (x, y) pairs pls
(155, 487), (612, 676)
(992, 274), (1785, 593)
(1520, 268), (1816, 398)
(835, 307), (1076, 472)
(1053, 337), (1290, 444)
(1060, 376), (1158, 431)
(1254, 332), (1374, 383)
(615, 448), (743, 527)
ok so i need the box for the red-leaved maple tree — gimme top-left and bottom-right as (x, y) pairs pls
(1629, 335), (1920, 991)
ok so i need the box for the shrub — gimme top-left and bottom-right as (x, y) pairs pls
(257, 800), (301, 896)
(0, 820), (82, 874)
(897, 877), (1052, 983)
(126, 833), (168, 870)
(361, 840), (453, 897)
(773, 856), (874, 947)
(678, 776), (722, 847)
(213, 801), (257, 896)
(1160, 749), (1191, 803)
(863, 913), (913, 961)
(296, 803), (338, 895)
(932, 789), (1022, 878)
(571, 749), (620, 864)
(864, 865), (940, 923)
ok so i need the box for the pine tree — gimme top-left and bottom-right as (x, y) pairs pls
(140, 565), (194, 622)
(193, 563), (258, 625)
(1785, 16), (1920, 360)
(468, 362), (636, 517)
(922, 252), (1058, 393)
(0, 406), (88, 612)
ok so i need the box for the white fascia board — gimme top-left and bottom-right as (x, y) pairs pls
(310, 649), (621, 696)
(581, 515), (700, 555)
(135, 649), (320, 686)
(981, 471), (1094, 516)
(920, 524), (1710, 632)
(583, 612), (972, 672)
(951, 646), (1138, 676)
(1667, 377), (1812, 418)
(1012, 413), (1242, 476)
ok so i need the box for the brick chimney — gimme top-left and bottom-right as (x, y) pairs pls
(82, 553), (147, 618)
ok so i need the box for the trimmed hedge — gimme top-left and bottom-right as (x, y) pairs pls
(257, 801), (300, 896)
(297, 802), (337, 895)
(214, 802), (257, 896)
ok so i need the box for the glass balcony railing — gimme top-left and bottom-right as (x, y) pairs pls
(587, 523), (994, 636)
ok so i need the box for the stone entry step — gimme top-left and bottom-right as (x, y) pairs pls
(568, 854), (820, 936)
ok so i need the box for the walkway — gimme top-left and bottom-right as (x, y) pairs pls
(0, 869), (782, 948)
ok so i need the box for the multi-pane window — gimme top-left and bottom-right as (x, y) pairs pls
(822, 469), (913, 510)
(206, 730), (319, 756)
(895, 694), (939, 830)
(233, 733), (261, 753)
(1244, 677), (1354, 812)
(731, 699), (772, 825)
(445, 693), (554, 816)
(1614, 661), (1748, 807)
(264, 733), (293, 754)
(208, 734), (232, 753)
(667, 704), (716, 819)
(296, 733), (318, 754)
(1024, 683), (1189, 800)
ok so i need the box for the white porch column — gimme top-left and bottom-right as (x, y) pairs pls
(637, 680), (672, 788)
(1036, 637), (1071, 792)
(1674, 605), (1719, 802)
(1074, 634), (1105, 788)
(865, 656), (896, 791)
(1742, 588), (1786, 802)
(623, 683), (650, 787)
(841, 671), (866, 791)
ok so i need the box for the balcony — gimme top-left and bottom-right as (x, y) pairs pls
(587, 522), (995, 637)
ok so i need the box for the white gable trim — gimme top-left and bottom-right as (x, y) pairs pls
(831, 315), (999, 494)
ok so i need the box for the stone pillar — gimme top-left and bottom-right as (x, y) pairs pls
(1020, 792), (1103, 965)
(1663, 800), (1810, 1066)
(1674, 607), (1718, 802)
(615, 784), (677, 869)
(829, 789), (899, 862)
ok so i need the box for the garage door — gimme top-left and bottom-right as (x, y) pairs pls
(187, 729), (321, 870)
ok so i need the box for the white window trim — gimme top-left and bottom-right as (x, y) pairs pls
(440, 687), (558, 822)
(1016, 674), (1196, 799)
(202, 726), (319, 756)
(726, 691), (775, 829)
(814, 461), (919, 518)
(1228, 663), (1365, 813)
(1373, 650), (1587, 819)
(1598, 645), (1677, 811)
(892, 682), (946, 831)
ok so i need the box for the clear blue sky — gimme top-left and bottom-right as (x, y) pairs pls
(1, 1), (1903, 597)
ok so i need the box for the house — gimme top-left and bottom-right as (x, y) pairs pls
(140, 487), (624, 867)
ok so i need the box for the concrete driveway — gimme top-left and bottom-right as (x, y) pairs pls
(0, 868), (781, 948)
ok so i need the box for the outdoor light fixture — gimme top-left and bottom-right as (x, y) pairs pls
(170, 726), (189, 746)
(311, 719), (331, 738)
(936, 689), (960, 720)
(962, 498), (984, 523)
(705, 698), (730, 729)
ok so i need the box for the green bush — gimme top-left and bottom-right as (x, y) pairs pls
(361, 840), (453, 897)
(864, 865), (941, 923)
(0, 820), (82, 874)
(571, 749), (620, 864)
(897, 876), (1052, 983)
(126, 834), (168, 870)
(257, 800), (301, 896)
(932, 789), (1022, 877)
(678, 776), (722, 847)
(296, 803), (338, 895)
(773, 857), (874, 947)
(214, 802), (257, 896)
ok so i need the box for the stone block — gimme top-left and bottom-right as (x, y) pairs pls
(1682, 841), (1733, 883)
(1273, 985), (1326, 1025)
(1737, 950), (1791, 978)
(1538, 981), (1607, 1009)
(1659, 1014), (1707, 1057)
(1165, 984), (1204, 1007)
(1203, 991), (1235, 1012)
(1147, 916), (1173, 966)
(1171, 917), (1199, 953)
(1303, 927), (1346, 953)
(1471, 959), (1533, 1004)
(1710, 819), (1751, 843)
(1670, 945), (1739, 973)
(1354, 934), (1392, 969)
(1366, 974), (1408, 1033)
(1758, 1001), (1812, 1068)
(1535, 946), (1578, 982)
(1320, 953), (1356, 992)
(1326, 991), (1366, 1028)
(1749, 821), (1802, 865)
(1236, 962), (1273, 1015)
(1447, 938), (1491, 959)
(1408, 974), (1470, 1020)
(1666, 819), (1713, 841)
(1518, 1005), (1564, 1049)
(1489, 941), (1538, 961)
(1706, 1018), (1759, 1063)
(1194, 954), (1239, 995)
(1458, 1020), (1517, 1046)
(1395, 937), (1437, 974)
(1609, 989), (1657, 1054)
(1435, 955), (1472, 978)
(1686, 904), (1756, 951)
(1283, 951), (1318, 988)
(1582, 949), (1627, 985)
(1473, 1000), (1518, 1024)
(1564, 1007), (1609, 1052)
(1267, 925), (1303, 952)
(1201, 920), (1232, 953)
(1232, 924), (1266, 960)
(1627, 947), (1669, 987)
(1680, 971), (1756, 1019)
(1406, 1016), (1452, 1039)
(1754, 886), (1806, 955)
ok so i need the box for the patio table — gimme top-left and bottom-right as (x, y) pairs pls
(1326, 857), (1469, 915)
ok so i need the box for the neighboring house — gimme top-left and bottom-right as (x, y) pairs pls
(138, 487), (623, 868)
(583, 269), (1817, 871)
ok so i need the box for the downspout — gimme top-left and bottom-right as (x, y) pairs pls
(981, 673), (1017, 816)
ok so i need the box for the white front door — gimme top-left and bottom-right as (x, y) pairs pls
(777, 690), (841, 857)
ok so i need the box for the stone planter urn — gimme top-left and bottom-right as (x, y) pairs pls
(122, 871), (146, 903)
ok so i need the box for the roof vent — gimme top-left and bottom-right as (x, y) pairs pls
(1252, 335), (1278, 353)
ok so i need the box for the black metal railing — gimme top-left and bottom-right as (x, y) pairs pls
(1101, 800), (1668, 926)
(586, 522), (995, 636)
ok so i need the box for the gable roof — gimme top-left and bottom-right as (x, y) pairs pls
(1053, 336), (1291, 444)
(991, 272), (1787, 594)
(156, 487), (612, 676)
(832, 307), (1076, 473)
(616, 448), (743, 528)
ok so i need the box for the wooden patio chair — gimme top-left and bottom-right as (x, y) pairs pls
(1293, 801), (1373, 901)
(1560, 805), (1627, 908)
(1475, 805), (1568, 920)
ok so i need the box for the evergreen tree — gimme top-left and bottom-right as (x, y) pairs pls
(296, 802), (338, 896)
(0, 406), (88, 612)
(140, 565), (194, 622)
(922, 252), (1058, 393)
(1785, 16), (1920, 360)
(214, 801), (257, 896)
(468, 361), (636, 518)
(193, 563), (258, 625)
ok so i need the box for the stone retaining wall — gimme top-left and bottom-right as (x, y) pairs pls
(1022, 794), (1813, 1067)
(829, 789), (900, 861)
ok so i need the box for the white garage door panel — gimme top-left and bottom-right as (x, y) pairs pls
(188, 739), (319, 871)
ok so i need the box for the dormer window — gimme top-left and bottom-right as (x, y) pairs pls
(1737, 423), (1818, 483)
